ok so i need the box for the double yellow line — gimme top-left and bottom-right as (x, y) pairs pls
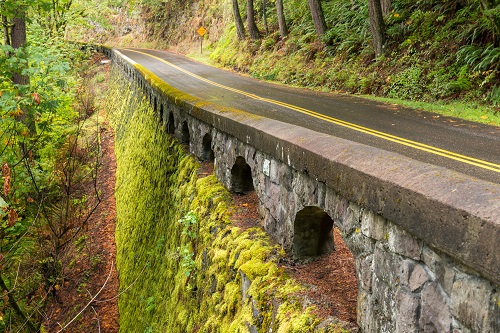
(124, 48), (500, 174)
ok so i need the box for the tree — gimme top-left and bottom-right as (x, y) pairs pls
(307, 0), (327, 38)
(276, 0), (288, 38)
(368, 0), (386, 57)
(262, 0), (269, 35)
(381, 0), (392, 16)
(247, 0), (261, 40)
(232, 0), (246, 40)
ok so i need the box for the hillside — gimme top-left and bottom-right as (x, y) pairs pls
(71, 0), (500, 126)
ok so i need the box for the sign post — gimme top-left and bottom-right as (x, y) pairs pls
(197, 27), (206, 54)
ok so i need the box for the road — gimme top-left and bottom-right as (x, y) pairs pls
(117, 48), (500, 184)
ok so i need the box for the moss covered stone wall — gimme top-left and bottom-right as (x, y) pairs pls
(105, 66), (349, 333)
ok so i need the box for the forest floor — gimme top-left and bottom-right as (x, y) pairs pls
(43, 122), (120, 333)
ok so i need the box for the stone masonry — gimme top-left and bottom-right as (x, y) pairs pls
(106, 47), (500, 332)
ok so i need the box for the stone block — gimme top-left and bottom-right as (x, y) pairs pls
(345, 229), (374, 257)
(356, 254), (373, 292)
(291, 171), (317, 207)
(268, 182), (281, 220)
(395, 287), (420, 333)
(373, 244), (402, 286)
(270, 158), (279, 184)
(399, 259), (416, 287)
(317, 181), (326, 209)
(422, 245), (456, 296)
(371, 279), (396, 332)
(451, 276), (495, 332)
(278, 164), (293, 191)
(409, 264), (431, 292)
(361, 210), (387, 241)
(420, 282), (452, 333)
(357, 288), (375, 333)
(388, 223), (422, 260)
(263, 159), (271, 177)
(324, 187), (338, 221)
(338, 201), (362, 236)
(240, 271), (251, 303)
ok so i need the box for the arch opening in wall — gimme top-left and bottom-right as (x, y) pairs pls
(181, 121), (190, 144)
(293, 206), (359, 326)
(166, 113), (175, 134)
(201, 133), (214, 162)
(230, 156), (254, 194)
(159, 104), (164, 123)
(293, 206), (334, 260)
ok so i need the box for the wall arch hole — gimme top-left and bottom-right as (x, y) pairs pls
(181, 121), (190, 144)
(230, 156), (254, 194)
(159, 104), (164, 123)
(166, 113), (175, 134)
(293, 206), (334, 260)
(201, 134), (215, 162)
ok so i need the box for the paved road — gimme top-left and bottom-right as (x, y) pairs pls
(117, 48), (500, 184)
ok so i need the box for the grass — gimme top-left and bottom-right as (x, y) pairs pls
(363, 96), (500, 127)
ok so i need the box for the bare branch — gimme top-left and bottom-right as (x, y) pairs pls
(55, 261), (114, 333)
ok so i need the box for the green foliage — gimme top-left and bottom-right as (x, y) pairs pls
(203, 0), (500, 122)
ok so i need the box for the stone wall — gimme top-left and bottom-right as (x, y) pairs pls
(108, 47), (500, 332)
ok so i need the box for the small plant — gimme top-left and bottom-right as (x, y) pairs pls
(177, 211), (199, 281)
(178, 210), (198, 240)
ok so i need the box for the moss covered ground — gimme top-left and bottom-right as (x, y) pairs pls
(105, 67), (350, 332)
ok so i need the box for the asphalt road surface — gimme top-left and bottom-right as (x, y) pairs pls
(117, 48), (500, 184)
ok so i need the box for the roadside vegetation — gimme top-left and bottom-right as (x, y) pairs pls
(72, 0), (500, 126)
(0, 2), (110, 331)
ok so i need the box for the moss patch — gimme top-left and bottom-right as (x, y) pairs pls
(106, 65), (351, 332)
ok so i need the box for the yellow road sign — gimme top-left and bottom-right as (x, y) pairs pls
(197, 27), (206, 37)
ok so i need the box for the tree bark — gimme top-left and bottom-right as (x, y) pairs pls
(2, 15), (11, 46)
(307, 0), (327, 38)
(247, 0), (261, 40)
(11, 11), (29, 86)
(381, 0), (392, 16)
(262, 0), (269, 35)
(368, 0), (386, 57)
(232, 0), (246, 40)
(276, 0), (288, 38)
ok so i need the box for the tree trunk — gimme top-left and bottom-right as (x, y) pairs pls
(247, 0), (261, 40)
(368, 0), (386, 57)
(381, 0), (392, 16)
(276, 0), (288, 38)
(2, 15), (11, 46)
(307, 0), (327, 38)
(232, 0), (246, 40)
(10, 9), (35, 136)
(11, 12), (29, 86)
(262, 0), (269, 35)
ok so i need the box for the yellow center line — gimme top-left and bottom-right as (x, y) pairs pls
(123, 48), (500, 173)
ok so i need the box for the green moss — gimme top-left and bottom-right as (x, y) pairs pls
(106, 66), (353, 332)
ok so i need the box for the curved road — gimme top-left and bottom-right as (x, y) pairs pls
(117, 48), (500, 184)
